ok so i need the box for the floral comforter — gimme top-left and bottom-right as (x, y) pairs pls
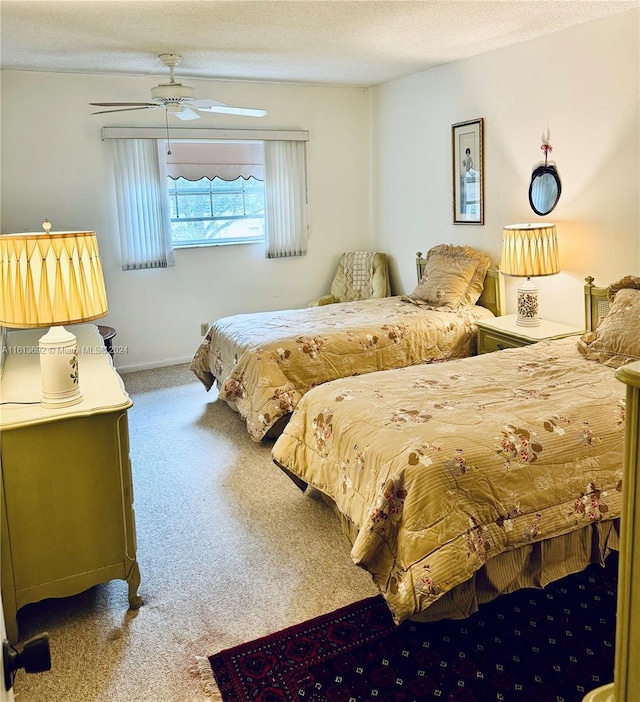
(190, 296), (494, 440)
(271, 337), (625, 623)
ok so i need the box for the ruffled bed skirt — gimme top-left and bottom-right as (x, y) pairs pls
(320, 488), (620, 623)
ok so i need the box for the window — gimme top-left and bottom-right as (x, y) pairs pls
(105, 129), (308, 265)
(165, 139), (266, 248)
(168, 176), (265, 247)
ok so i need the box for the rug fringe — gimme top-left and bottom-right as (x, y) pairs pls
(192, 655), (223, 701)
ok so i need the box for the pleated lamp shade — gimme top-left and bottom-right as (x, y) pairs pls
(0, 229), (108, 328)
(501, 223), (560, 327)
(501, 223), (560, 278)
(0, 224), (109, 408)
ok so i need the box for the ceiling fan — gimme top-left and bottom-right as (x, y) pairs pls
(90, 53), (267, 120)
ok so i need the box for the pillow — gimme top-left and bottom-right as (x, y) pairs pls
(576, 276), (640, 367)
(410, 244), (491, 309)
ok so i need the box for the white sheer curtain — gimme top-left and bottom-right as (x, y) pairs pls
(263, 140), (308, 258)
(110, 139), (174, 270)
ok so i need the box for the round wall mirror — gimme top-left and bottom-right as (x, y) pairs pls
(529, 164), (562, 216)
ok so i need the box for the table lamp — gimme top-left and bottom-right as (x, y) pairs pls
(500, 223), (560, 327)
(0, 221), (108, 408)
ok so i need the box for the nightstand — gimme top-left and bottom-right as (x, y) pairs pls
(477, 314), (583, 354)
(0, 324), (142, 643)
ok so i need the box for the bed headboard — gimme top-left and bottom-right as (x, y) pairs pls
(415, 251), (504, 317)
(584, 276), (611, 332)
(413, 258), (609, 330)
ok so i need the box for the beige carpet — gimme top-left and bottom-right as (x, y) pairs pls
(13, 364), (378, 702)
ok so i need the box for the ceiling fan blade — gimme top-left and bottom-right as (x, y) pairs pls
(90, 102), (158, 107)
(189, 99), (228, 108)
(189, 98), (267, 117)
(91, 106), (158, 115)
(174, 108), (200, 121)
(198, 105), (268, 117)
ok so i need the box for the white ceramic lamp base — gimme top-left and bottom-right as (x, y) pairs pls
(39, 325), (82, 408)
(516, 277), (540, 327)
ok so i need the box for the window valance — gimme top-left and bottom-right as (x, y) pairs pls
(165, 141), (265, 181)
(101, 127), (308, 141)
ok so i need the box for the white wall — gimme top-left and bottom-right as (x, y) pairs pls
(371, 9), (640, 327)
(0, 72), (370, 370)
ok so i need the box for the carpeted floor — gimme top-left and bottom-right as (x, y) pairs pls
(9, 362), (619, 702)
(12, 363), (378, 701)
(202, 554), (618, 701)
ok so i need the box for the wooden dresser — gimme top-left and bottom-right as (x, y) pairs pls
(0, 324), (142, 643)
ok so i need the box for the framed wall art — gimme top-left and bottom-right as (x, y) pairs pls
(452, 118), (484, 224)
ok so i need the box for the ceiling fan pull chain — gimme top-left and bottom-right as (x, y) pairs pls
(165, 108), (172, 155)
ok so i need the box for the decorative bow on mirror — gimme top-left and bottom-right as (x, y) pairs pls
(529, 130), (562, 216)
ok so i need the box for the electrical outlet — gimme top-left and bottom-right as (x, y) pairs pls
(200, 322), (209, 336)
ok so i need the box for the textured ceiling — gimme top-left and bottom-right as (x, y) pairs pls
(1, 0), (638, 88)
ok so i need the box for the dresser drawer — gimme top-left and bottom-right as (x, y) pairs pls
(478, 329), (527, 354)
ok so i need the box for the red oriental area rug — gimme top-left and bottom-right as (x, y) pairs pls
(197, 554), (617, 702)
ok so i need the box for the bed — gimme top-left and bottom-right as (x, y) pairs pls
(272, 275), (640, 625)
(191, 245), (503, 440)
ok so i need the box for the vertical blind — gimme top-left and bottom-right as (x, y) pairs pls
(110, 139), (174, 270)
(264, 140), (308, 258)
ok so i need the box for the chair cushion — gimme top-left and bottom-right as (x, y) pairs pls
(330, 252), (390, 303)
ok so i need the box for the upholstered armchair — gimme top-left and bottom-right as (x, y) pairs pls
(309, 251), (391, 306)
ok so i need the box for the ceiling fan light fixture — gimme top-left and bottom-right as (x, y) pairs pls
(151, 83), (195, 101)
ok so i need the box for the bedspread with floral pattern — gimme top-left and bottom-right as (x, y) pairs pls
(271, 337), (625, 623)
(190, 296), (494, 440)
